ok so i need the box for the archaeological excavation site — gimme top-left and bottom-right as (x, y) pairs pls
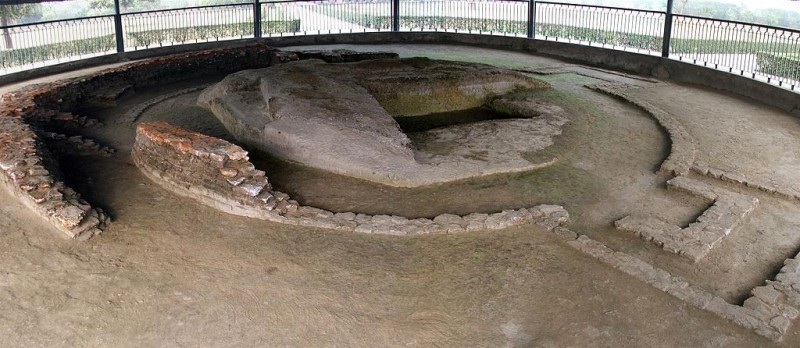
(2, 1), (800, 346)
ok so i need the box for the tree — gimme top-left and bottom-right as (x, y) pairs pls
(89, 0), (158, 13)
(677, 0), (689, 14)
(0, 3), (39, 49)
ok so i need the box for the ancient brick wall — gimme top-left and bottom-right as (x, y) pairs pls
(131, 121), (568, 236)
(0, 43), (287, 239)
(132, 121), (295, 217)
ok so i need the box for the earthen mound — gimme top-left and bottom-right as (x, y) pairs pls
(198, 57), (566, 187)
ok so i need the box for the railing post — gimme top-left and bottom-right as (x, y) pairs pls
(661, 0), (674, 57)
(254, 0), (262, 38)
(114, 0), (124, 52)
(392, 0), (400, 32)
(528, 0), (536, 39)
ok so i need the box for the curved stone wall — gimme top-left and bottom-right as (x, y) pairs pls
(132, 121), (570, 236)
(0, 43), (287, 239)
(0, 43), (573, 238)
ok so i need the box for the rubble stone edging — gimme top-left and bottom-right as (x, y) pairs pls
(0, 43), (286, 239)
(615, 176), (759, 262)
(132, 121), (570, 236)
(547, 223), (794, 342)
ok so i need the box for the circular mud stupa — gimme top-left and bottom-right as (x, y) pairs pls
(198, 56), (569, 187)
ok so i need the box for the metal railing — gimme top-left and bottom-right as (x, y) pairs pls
(534, 2), (665, 54)
(0, 15), (115, 73)
(670, 15), (800, 88)
(0, 0), (798, 92)
(398, 0), (528, 36)
(286, 0), (393, 35)
(122, 4), (255, 50)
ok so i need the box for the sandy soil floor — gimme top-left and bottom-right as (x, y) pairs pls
(2, 44), (800, 347)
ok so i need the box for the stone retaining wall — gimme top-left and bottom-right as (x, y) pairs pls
(0, 43), (288, 239)
(615, 176), (758, 261)
(691, 162), (800, 202)
(589, 83), (696, 177)
(591, 83), (800, 203)
(132, 121), (569, 236)
(565, 232), (791, 341)
(535, 218), (795, 342)
(0, 115), (108, 239)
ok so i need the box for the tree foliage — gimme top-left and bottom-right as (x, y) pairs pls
(1, 3), (40, 49)
(88, 0), (158, 12)
(0, 3), (39, 25)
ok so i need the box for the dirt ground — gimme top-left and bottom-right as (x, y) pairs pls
(2, 44), (800, 347)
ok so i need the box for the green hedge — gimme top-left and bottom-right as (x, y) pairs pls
(671, 38), (799, 55)
(0, 35), (116, 69)
(353, 15), (662, 51)
(323, 11), (800, 56)
(0, 20), (300, 69)
(756, 52), (800, 81)
(127, 20), (300, 48)
(537, 24), (662, 51)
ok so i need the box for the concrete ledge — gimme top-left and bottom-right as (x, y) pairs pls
(2, 33), (797, 115)
(2, 33), (797, 114)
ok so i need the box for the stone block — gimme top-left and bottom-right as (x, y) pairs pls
(432, 213), (463, 225)
(783, 259), (800, 273)
(770, 315), (792, 334)
(334, 212), (356, 221)
(755, 326), (783, 342)
(463, 213), (489, 222)
(485, 212), (512, 230)
(53, 205), (86, 229)
(752, 285), (784, 305)
(233, 178), (268, 197)
(354, 223), (374, 234)
(615, 215), (680, 240)
(649, 271), (688, 292)
(667, 285), (712, 309)
(507, 209), (532, 225)
(776, 302), (800, 320)
(743, 297), (777, 321)
(551, 227), (578, 240)
(465, 220), (485, 231)
(445, 224), (466, 234)
(219, 167), (238, 178)
(567, 235), (614, 261)
(530, 205), (569, 227)
(667, 176), (718, 202)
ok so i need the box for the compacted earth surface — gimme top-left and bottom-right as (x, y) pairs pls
(2, 43), (800, 346)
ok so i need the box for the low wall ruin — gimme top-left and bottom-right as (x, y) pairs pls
(132, 121), (569, 236)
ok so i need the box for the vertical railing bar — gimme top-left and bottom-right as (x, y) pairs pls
(254, 0), (263, 38)
(662, 0), (673, 58)
(114, 0), (124, 52)
(392, 0), (400, 32)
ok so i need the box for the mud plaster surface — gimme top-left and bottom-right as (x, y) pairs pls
(197, 58), (560, 187)
(2, 43), (800, 346)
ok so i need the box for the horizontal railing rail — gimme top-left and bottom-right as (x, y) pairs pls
(121, 2), (256, 16)
(670, 14), (800, 89)
(121, 3), (255, 50)
(535, 1), (665, 16)
(0, 0), (798, 92)
(0, 15), (115, 73)
(535, 1), (665, 54)
(397, 0), (528, 36)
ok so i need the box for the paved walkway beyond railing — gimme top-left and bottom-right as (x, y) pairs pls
(0, 0), (798, 91)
